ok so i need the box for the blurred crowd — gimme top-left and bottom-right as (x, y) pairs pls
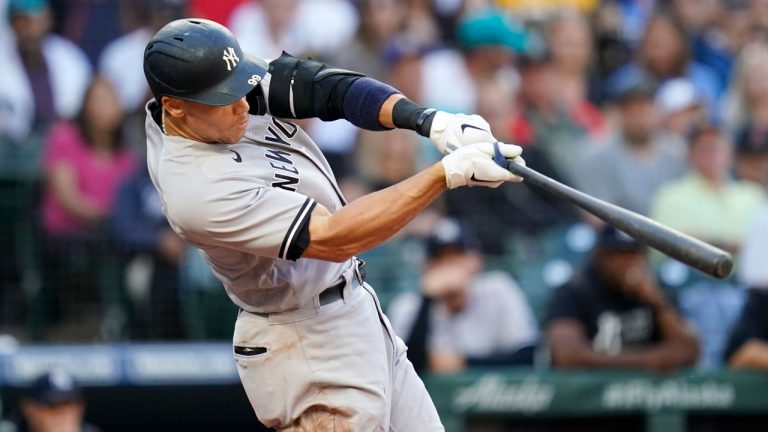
(3, 0), (768, 375)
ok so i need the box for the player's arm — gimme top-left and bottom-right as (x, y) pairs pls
(302, 143), (524, 262)
(254, 52), (497, 154)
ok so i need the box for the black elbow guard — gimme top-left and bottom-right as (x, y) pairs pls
(267, 52), (363, 120)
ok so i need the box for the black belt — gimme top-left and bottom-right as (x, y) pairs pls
(245, 259), (368, 317)
(319, 259), (367, 306)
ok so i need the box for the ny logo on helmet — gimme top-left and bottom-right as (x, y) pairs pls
(223, 47), (239, 71)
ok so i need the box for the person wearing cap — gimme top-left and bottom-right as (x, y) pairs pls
(0, 0), (91, 143)
(418, 8), (528, 113)
(575, 79), (686, 216)
(650, 124), (765, 254)
(655, 78), (707, 139)
(734, 124), (768, 190)
(0, 370), (100, 432)
(387, 218), (538, 374)
(545, 226), (699, 372)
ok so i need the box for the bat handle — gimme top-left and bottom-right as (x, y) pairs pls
(492, 141), (511, 169)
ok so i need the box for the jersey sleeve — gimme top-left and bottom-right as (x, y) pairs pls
(172, 176), (316, 261)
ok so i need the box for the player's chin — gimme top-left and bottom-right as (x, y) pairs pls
(220, 129), (246, 144)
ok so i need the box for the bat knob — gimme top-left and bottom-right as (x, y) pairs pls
(713, 254), (734, 279)
(492, 141), (510, 170)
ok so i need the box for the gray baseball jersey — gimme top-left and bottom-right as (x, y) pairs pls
(144, 65), (445, 431)
(144, 100), (355, 314)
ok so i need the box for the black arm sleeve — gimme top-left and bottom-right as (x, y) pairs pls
(266, 52), (362, 121)
(264, 52), (437, 134)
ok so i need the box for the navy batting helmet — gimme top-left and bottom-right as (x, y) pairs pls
(143, 18), (267, 106)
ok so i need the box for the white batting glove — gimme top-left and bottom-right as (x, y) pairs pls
(442, 142), (525, 189)
(429, 111), (496, 154)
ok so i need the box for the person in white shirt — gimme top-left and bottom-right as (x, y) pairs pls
(388, 218), (539, 374)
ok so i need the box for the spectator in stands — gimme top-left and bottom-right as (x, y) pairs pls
(99, 0), (186, 115)
(419, 8), (527, 113)
(575, 81), (686, 215)
(38, 76), (135, 337)
(649, 126), (759, 369)
(383, 33), (435, 104)
(673, 0), (739, 93)
(726, 283), (768, 369)
(546, 226), (699, 372)
(53, 0), (124, 66)
(41, 76), (136, 240)
(512, 52), (590, 187)
(734, 124), (768, 190)
(606, 10), (722, 117)
(355, 128), (421, 192)
(655, 78), (708, 140)
(98, 0), (186, 156)
(732, 204), (768, 367)
(229, 0), (357, 60)
(188, 0), (245, 26)
(388, 218), (539, 374)
(651, 125), (765, 254)
(0, 370), (101, 432)
(112, 162), (185, 340)
(590, 2), (634, 105)
(546, 11), (606, 139)
(737, 206), (768, 304)
(0, 0), (91, 145)
(330, 0), (406, 81)
(722, 43), (768, 137)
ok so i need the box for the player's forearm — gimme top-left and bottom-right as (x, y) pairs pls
(303, 163), (446, 262)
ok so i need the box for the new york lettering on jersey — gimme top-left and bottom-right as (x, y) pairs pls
(244, 115), (347, 206)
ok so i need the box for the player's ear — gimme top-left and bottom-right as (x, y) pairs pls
(162, 96), (186, 118)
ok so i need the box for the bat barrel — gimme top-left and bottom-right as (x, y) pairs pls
(506, 162), (734, 279)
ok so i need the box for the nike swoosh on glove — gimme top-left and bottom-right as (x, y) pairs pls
(442, 142), (524, 189)
(429, 112), (496, 154)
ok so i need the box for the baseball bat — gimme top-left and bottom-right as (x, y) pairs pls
(493, 144), (733, 279)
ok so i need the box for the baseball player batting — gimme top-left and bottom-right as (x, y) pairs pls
(142, 19), (524, 431)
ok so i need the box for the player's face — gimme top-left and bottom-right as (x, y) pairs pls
(168, 97), (250, 144)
